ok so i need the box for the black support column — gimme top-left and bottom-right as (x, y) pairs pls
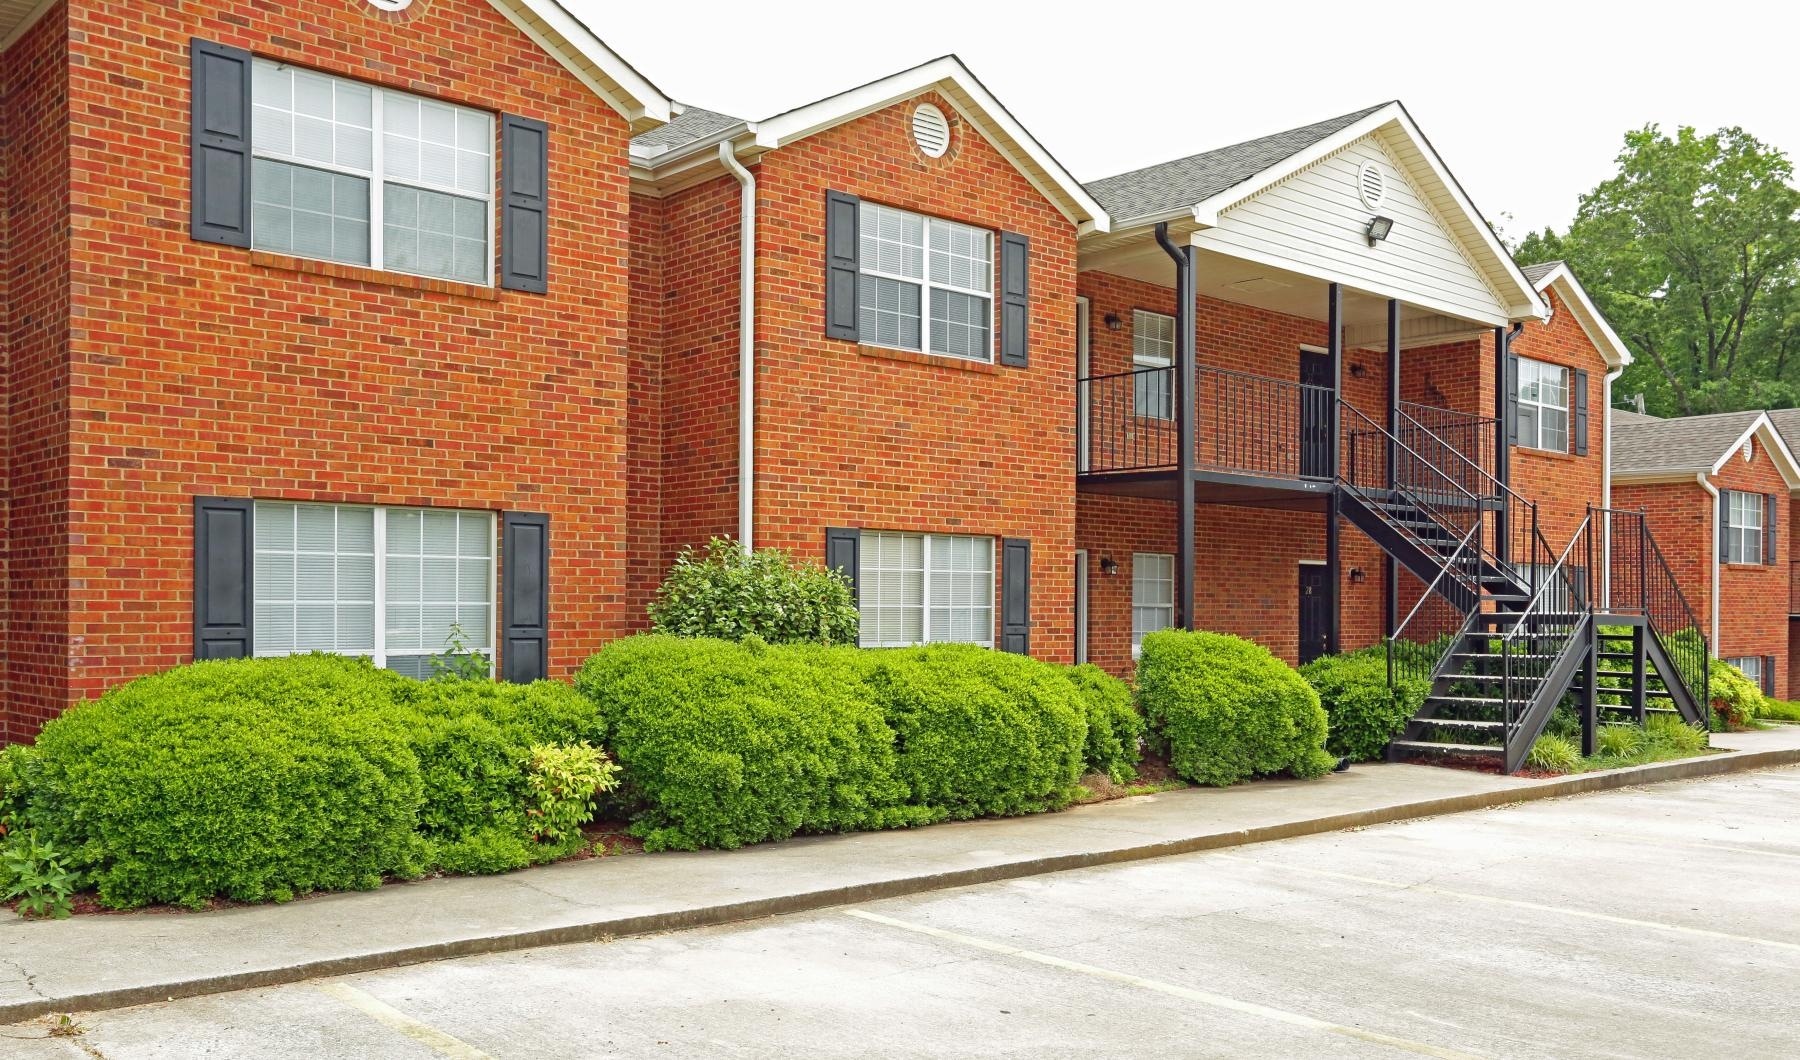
(1384, 299), (1400, 637)
(1157, 223), (1198, 631)
(1494, 325), (1510, 562)
(1326, 282), (1343, 654)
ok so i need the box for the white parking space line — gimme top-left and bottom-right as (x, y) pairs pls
(317, 983), (492, 1060)
(845, 909), (1484, 1059)
(1215, 855), (1800, 953)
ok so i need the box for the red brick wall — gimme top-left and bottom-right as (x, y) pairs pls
(737, 92), (1081, 659)
(5, 0), (637, 734)
(1509, 287), (1611, 546)
(2, 4), (72, 737)
(626, 192), (665, 626)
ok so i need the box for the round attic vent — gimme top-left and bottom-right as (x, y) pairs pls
(1744, 439), (1755, 462)
(911, 103), (951, 158)
(366, 0), (414, 10)
(1357, 160), (1386, 210)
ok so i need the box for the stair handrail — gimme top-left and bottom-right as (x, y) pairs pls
(1593, 506), (1711, 713)
(1500, 510), (1594, 754)
(1386, 520), (1482, 690)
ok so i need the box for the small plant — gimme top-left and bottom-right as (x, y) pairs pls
(648, 538), (859, 646)
(1525, 734), (1581, 773)
(1644, 715), (1708, 755)
(1, 816), (80, 919)
(1594, 724), (1645, 759)
(522, 742), (620, 846)
(428, 624), (493, 682)
(1709, 659), (1764, 729)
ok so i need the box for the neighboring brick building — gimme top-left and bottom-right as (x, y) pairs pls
(1612, 410), (1799, 698)
(1, 1), (1682, 743)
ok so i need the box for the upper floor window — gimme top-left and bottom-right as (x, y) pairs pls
(1726, 490), (1766, 564)
(251, 60), (493, 285)
(857, 203), (993, 361)
(1515, 356), (1569, 452)
(1132, 310), (1175, 420)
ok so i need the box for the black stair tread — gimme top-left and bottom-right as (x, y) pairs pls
(1450, 651), (1555, 660)
(1390, 740), (1504, 756)
(1427, 695), (1507, 705)
(1411, 718), (1503, 731)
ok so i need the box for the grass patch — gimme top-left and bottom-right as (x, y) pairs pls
(1568, 718), (1714, 773)
(1759, 699), (1800, 723)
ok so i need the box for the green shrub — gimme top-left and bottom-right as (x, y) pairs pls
(1594, 724), (1645, 759)
(1062, 664), (1143, 782)
(648, 538), (859, 646)
(523, 742), (619, 846)
(863, 645), (1088, 818)
(1709, 659), (1764, 729)
(1645, 715), (1709, 755)
(1761, 698), (1800, 722)
(1300, 648), (1425, 762)
(576, 636), (923, 851)
(1526, 734), (1581, 773)
(1, 819), (79, 920)
(1136, 630), (1335, 787)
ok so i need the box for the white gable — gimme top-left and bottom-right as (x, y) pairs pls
(1190, 130), (1513, 326)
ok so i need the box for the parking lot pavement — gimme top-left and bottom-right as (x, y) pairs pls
(10, 766), (1800, 1059)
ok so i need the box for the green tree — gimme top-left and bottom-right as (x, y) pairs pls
(1516, 126), (1800, 416)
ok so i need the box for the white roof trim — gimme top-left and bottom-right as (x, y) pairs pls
(747, 56), (1108, 232)
(1185, 102), (1545, 323)
(486, 0), (672, 130)
(1707, 414), (1800, 489)
(1530, 263), (1633, 370)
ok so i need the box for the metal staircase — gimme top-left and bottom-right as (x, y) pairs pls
(1330, 401), (1710, 773)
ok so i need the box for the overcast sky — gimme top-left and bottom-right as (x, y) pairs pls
(571, 0), (1800, 239)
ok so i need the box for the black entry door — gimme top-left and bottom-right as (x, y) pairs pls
(1299, 350), (1332, 479)
(1299, 563), (1330, 664)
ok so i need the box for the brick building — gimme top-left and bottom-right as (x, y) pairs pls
(3, 0), (1701, 756)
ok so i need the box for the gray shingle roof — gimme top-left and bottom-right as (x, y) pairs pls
(1766, 408), (1800, 452)
(1084, 104), (1391, 222)
(1612, 409), (1762, 477)
(631, 105), (745, 155)
(1520, 261), (1563, 285)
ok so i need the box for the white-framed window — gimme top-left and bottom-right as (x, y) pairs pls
(1726, 490), (1765, 564)
(1132, 309), (1175, 420)
(1132, 552), (1175, 657)
(856, 203), (994, 361)
(1515, 356), (1570, 452)
(1727, 655), (1765, 692)
(253, 502), (495, 677)
(857, 531), (994, 647)
(250, 59), (494, 285)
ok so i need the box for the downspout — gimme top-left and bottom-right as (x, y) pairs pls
(720, 142), (756, 550)
(1698, 472), (1721, 656)
(1154, 222), (1197, 631)
(1600, 364), (1624, 609)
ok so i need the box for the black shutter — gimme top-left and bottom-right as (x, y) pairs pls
(1000, 538), (1031, 654)
(825, 527), (860, 600)
(1505, 353), (1520, 446)
(501, 511), (550, 682)
(194, 496), (254, 659)
(1766, 493), (1778, 565)
(1763, 656), (1776, 696)
(824, 190), (860, 341)
(998, 231), (1030, 368)
(500, 114), (550, 294)
(190, 39), (253, 248)
(1572, 368), (1590, 456)
(1720, 492), (1732, 562)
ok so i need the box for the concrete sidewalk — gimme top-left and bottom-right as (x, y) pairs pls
(4, 725), (1797, 1025)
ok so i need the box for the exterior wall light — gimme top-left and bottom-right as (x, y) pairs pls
(1104, 313), (1124, 332)
(1100, 556), (1120, 576)
(1366, 215), (1394, 247)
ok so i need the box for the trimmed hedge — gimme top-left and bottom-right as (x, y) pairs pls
(1710, 658), (1764, 729)
(648, 538), (859, 645)
(1300, 648), (1425, 762)
(15, 655), (611, 909)
(1137, 630), (1335, 786)
(1064, 663), (1144, 782)
(576, 637), (1091, 850)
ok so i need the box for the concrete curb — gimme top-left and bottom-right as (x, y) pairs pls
(7, 744), (1798, 1025)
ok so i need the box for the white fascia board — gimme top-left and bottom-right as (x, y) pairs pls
(488, 0), (673, 127)
(1532, 264), (1634, 369)
(749, 56), (1109, 231)
(1611, 468), (1716, 485)
(1186, 102), (1547, 323)
(1708, 414), (1800, 489)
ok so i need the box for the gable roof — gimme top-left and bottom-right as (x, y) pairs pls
(629, 56), (1108, 231)
(1612, 409), (1800, 487)
(485, 0), (672, 130)
(1086, 104), (1389, 222)
(1524, 260), (1632, 369)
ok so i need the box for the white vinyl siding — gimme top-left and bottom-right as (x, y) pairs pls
(858, 531), (994, 647)
(1515, 356), (1570, 453)
(1132, 309), (1175, 420)
(1726, 491), (1765, 565)
(1132, 552), (1175, 656)
(253, 502), (495, 675)
(856, 203), (994, 361)
(251, 59), (494, 285)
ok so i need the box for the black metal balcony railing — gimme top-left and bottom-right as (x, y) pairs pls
(1077, 364), (1333, 480)
(1398, 401), (1498, 483)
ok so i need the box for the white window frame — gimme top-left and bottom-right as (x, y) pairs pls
(1726, 490), (1765, 565)
(1515, 356), (1570, 453)
(252, 502), (497, 676)
(250, 59), (496, 286)
(1727, 655), (1763, 688)
(1132, 552), (1175, 657)
(857, 203), (995, 363)
(857, 531), (996, 648)
(1132, 309), (1176, 421)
